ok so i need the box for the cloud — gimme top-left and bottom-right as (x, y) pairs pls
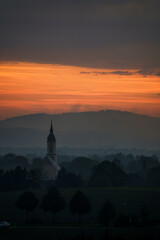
(80, 71), (133, 75)
(0, 0), (160, 69)
(80, 69), (160, 76)
(110, 71), (133, 75)
(136, 70), (160, 77)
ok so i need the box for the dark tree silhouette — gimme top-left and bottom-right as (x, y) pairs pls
(66, 157), (98, 180)
(56, 167), (82, 187)
(16, 191), (38, 222)
(69, 190), (91, 224)
(0, 169), (4, 177)
(140, 205), (150, 225)
(147, 166), (160, 187)
(30, 168), (42, 189)
(40, 186), (65, 222)
(89, 160), (126, 187)
(98, 201), (116, 226)
(2, 154), (29, 170)
(0, 167), (27, 191)
(115, 214), (131, 227)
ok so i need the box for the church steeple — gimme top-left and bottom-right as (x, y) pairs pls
(47, 120), (56, 157)
(44, 120), (59, 179)
(47, 120), (56, 143)
(50, 120), (53, 133)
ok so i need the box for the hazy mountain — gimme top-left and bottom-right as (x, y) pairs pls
(0, 110), (159, 150)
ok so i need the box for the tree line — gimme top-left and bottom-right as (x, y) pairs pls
(16, 186), (152, 228)
(0, 153), (160, 191)
(16, 187), (91, 224)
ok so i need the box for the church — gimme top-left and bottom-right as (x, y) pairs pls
(43, 121), (60, 179)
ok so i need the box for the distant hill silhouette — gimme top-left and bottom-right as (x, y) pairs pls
(0, 110), (159, 149)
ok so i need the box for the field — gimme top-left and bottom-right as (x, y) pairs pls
(0, 188), (160, 239)
(1, 226), (160, 240)
(0, 187), (160, 224)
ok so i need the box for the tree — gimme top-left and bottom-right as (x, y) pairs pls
(40, 186), (65, 222)
(89, 160), (126, 187)
(31, 157), (44, 171)
(147, 166), (160, 187)
(16, 191), (38, 222)
(140, 205), (150, 225)
(56, 167), (82, 187)
(0, 169), (4, 177)
(115, 214), (131, 227)
(67, 157), (98, 180)
(2, 154), (29, 170)
(1, 167), (27, 191)
(30, 168), (42, 189)
(98, 201), (116, 226)
(69, 190), (91, 224)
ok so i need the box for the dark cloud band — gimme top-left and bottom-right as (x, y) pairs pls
(0, 0), (160, 70)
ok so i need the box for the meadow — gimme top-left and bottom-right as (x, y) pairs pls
(0, 188), (160, 239)
(0, 187), (160, 224)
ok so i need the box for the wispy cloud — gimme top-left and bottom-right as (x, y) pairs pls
(136, 70), (160, 77)
(80, 71), (133, 75)
(80, 70), (160, 77)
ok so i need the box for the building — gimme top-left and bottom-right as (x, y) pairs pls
(44, 121), (60, 179)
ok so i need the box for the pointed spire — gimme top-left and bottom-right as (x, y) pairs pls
(50, 120), (53, 133)
(47, 120), (56, 143)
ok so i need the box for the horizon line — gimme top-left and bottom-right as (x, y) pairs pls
(1, 109), (160, 122)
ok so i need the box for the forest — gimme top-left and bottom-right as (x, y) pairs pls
(0, 153), (160, 191)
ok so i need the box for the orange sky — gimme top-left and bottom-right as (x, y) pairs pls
(0, 62), (160, 120)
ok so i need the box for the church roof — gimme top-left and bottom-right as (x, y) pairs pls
(46, 156), (61, 171)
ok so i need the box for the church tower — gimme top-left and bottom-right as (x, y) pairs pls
(44, 120), (60, 179)
(47, 120), (57, 161)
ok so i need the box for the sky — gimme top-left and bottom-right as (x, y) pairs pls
(0, 0), (160, 120)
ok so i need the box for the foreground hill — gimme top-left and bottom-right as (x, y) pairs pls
(0, 110), (159, 149)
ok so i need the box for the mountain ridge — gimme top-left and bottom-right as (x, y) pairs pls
(1, 110), (159, 123)
(0, 110), (159, 149)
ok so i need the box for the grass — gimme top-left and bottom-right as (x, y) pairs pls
(0, 188), (160, 239)
(0, 226), (160, 240)
(0, 227), (106, 240)
(0, 187), (160, 224)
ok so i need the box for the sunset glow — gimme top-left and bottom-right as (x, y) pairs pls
(0, 62), (160, 120)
